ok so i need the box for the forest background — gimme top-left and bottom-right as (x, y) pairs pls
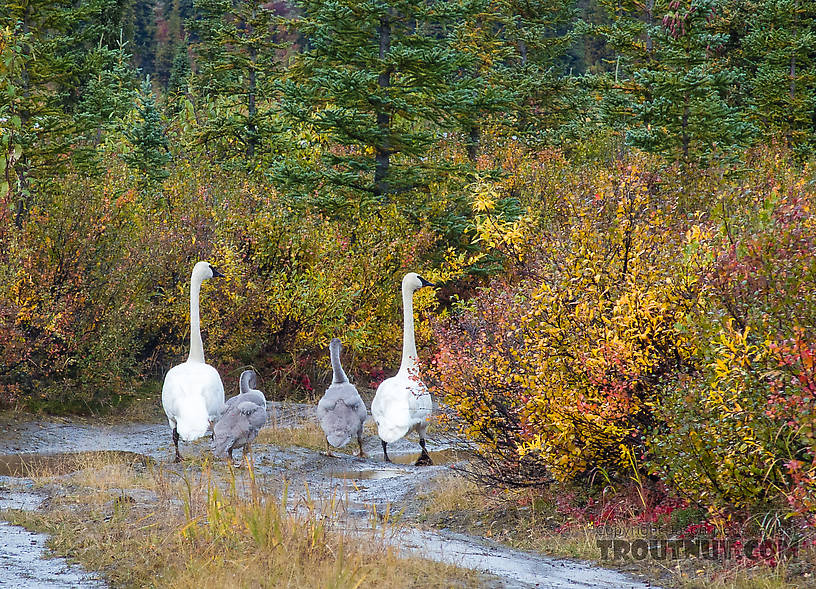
(1, 0), (816, 525)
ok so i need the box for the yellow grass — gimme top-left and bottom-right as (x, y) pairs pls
(256, 421), (329, 452)
(2, 452), (480, 589)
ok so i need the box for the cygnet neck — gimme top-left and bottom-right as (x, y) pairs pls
(330, 341), (348, 384)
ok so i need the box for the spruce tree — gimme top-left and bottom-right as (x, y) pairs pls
(598, 0), (754, 163)
(740, 0), (816, 157)
(167, 42), (191, 99)
(495, 0), (579, 142)
(0, 0), (135, 226)
(188, 0), (280, 161)
(444, 0), (578, 160)
(124, 76), (172, 192)
(274, 0), (477, 206)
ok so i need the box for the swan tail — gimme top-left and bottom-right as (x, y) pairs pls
(175, 397), (210, 442)
(376, 421), (410, 444)
(326, 431), (352, 448)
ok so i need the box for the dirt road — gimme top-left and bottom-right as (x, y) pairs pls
(0, 404), (658, 588)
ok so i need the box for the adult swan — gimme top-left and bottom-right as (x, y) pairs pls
(371, 272), (436, 465)
(161, 261), (225, 462)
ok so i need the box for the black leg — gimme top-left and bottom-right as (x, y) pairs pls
(415, 437), (433, 466)
(172, 427), (182, 463)
(381, 439), (391, 463)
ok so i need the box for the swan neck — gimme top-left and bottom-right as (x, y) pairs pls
(399, 284), (418, 374)
(188, 272), (205, 363)
(330, 345), (348, 384)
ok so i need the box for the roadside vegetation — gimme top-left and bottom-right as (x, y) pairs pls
(2, 452), (480, 588)
(2, 0), (816, 585)
(420, 473), (816, 588)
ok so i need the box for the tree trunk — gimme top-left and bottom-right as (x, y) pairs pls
(15, 3), (33, 228)
(466, 124), (480, 163)
(374, 14), (392, 198)
(247, 11), (257, 160)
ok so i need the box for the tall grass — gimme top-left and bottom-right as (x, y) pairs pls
(2, 452), (479, 588)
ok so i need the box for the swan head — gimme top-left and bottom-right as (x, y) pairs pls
(192, 261), (225, 282)
(329, 337), (342, 354)
(402, 272), (436, 293)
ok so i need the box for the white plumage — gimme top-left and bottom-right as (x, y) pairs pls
(371, 272), (436, 465)
(317, 338), (367, 456)
(371, 374), (432, 443)
(161, 261), (225, 462)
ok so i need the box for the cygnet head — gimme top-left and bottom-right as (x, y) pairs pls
(329, 337), (342, 354)
(192, 260), (225, 282)
(239, 369), (258, 393)
(402, 272), (436, 293)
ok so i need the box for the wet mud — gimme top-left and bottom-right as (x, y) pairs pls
(0, 487), (105, 588)
(0, 406), (659, 588)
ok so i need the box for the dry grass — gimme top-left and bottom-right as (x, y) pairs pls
(256, 421), (329, 452)
(420, 472), (481, 514)
(419, 475), (815, 589)
(2, 452), (480, 589)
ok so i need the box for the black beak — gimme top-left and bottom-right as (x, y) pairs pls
(418, 276), (437, 288)
(210, 265), (225, 278)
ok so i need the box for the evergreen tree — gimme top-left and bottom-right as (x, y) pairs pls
(153, 0), (193, 87)
(189, 0), (281, 161)
(123, 0), (158, 75)
(275, 0), (478, 205)
(167, 42), (191, 99)
(124, 76), (172, 191)
(598, 0), (753, 162)
(0, 0), (135, 226)
(740, 0), (816, 157)
(496, 0), (579, 142)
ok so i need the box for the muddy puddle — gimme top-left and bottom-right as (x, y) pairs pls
(387, 447), (472, 465)
(0, 451), (152, 477)
(329, 448), (470, 481)
(396, 528), (652, 589)
(330, 468), (404, 481)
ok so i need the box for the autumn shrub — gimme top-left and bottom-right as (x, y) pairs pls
(648, 153), (816, 515)
(0, 172), (162, 409)
(0, 143), (446, 408)
(428, 154), (700, 485)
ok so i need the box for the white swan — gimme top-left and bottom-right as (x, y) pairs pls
(212, 370), (267, 464)
(371, 272), (436, 465)
(317, 338), (367, 457)
(161, 261), (226, 462)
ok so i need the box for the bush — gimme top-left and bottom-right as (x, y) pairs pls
(428, 154), (699, 485)
(0, 146), (445, 408)
(648, 153), (816, 515)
